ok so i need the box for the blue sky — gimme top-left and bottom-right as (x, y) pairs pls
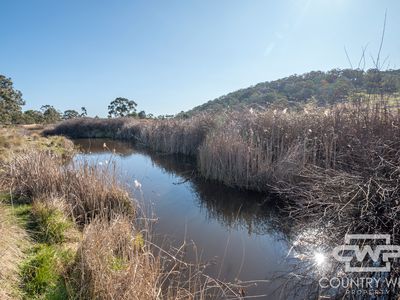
(1, 0), (399, 117)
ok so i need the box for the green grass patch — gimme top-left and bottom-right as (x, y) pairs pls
(9, 200), (79, 299)
(109, 255), (128, 271)
(32, 201), (73, 244)
(20, 244), (74, 299)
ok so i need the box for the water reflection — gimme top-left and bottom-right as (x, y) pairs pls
(74, 138), (136, 156)
(74, 138), (290, 238)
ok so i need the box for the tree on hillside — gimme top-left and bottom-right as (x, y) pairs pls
(0, 75), (25, 124)
(108, 97), (137, 118)
(41, 105), (61, 123)
(63, 109), (80, 120)
(80, 107), (87, 117)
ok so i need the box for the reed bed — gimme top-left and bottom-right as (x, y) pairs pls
(198, 101), (398, 187)
(44, 99), (400, 224)
(47, 99), (400, 189)
(45, 114), (215, 156)
(126, 115), (215, 156)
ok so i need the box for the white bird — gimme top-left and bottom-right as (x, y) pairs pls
(133, 179), (142, 189)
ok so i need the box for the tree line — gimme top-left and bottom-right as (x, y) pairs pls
(0, 74), (162, 124)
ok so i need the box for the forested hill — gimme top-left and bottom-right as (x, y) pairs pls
(186, 69), (400, 115)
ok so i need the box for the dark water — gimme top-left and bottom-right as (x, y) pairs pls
(73, 138), (313, 299)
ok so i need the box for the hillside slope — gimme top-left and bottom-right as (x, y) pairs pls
(186, 69), (400, 115)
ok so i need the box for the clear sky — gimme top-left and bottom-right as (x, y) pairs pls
(1, 0), (399, 117)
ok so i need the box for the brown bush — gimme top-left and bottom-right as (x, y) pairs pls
(70, 217), (161, 300)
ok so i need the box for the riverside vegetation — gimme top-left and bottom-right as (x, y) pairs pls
(46, 94), (400, 206)
(0, 128), (244, 299)
(3, 67), (400, 298)
(45, 93), (400, 298)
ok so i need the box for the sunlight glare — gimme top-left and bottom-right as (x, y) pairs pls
(314, 252), (326, 266)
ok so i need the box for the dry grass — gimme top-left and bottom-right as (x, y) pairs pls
(70, 215), (246, 300)
(70, 216), (160, 299)
(197, 100), (400, 190)
(1, 149), (135, 225)
(0, 204), (30, 299)
(0, 127), (74, 161)
(45, 114), (215, 156)
(128, 115), (215, 156)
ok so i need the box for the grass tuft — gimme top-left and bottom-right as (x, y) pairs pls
(31, 198), (76, 244)
(20, 244), (73, 298)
